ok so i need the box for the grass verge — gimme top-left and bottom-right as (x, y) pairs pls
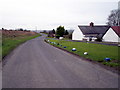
(2, 34), (41, 59)
(45, 39), (119, 67)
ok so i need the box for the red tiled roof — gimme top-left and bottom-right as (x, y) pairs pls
(111, 26), (120, 37)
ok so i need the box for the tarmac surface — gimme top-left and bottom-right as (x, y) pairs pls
(2, 34), (119, 88)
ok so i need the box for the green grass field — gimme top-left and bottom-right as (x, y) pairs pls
(2, 34), (41, 59)
(46, 39), (119, 67)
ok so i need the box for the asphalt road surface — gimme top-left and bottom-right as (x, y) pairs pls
(2, 34), (119, 88)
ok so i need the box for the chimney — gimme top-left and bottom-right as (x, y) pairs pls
(90, 22), (94, 27)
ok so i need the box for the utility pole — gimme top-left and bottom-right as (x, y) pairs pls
(35, 26), (37, 32)
(118, 1), (120, 10)
(118, 1), (120, 26)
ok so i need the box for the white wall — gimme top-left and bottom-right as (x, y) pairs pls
(103, 28), (120, 42)
(72, 26), (84, 40)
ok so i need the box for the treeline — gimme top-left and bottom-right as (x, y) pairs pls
(1, 28), (30, 32)
(47, 26), (73, 39)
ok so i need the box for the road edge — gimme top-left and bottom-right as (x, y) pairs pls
(44, 39), (120, 76)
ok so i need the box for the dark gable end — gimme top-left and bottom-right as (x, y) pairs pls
(78, 25), (110, 38)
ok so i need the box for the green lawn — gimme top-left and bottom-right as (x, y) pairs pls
(2, 34), (41, 59)
(46, 39), (119, 67)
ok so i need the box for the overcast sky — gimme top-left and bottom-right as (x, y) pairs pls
(0, 0), (119, 30)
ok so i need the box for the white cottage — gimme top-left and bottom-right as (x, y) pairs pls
(72, 22), (110, 41)
(72, 26), (84, 40)
(103, 26), (120, 42)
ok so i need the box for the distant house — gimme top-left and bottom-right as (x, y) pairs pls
(72, 22), (110, 41)
(48, 31), (55, 37)
(103, 26), (120, 42)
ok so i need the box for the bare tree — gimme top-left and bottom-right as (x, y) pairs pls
(107, 9), (120, 26)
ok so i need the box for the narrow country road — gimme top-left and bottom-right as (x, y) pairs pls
(2, 34), (119, 88)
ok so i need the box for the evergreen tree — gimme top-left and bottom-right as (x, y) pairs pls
(52, 29), (55, 34)
(64, 30), (69, 35)
(56, 26), (65, 37)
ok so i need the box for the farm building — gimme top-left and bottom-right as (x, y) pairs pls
(102, 26), (120, 42)
(72, 22), (110, 41)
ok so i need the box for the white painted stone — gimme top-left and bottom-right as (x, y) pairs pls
(59, 37), (63, 39)
(84, 52), (88, 55)
(72, 48), (76, 51)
